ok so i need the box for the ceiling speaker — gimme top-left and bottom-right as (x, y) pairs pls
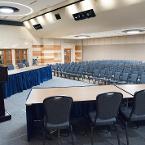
(73, 9), (96, 21)
(33, 24), (43, 30)
(55, 13), (61, 20)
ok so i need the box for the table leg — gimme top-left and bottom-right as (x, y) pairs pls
(26, 105), (33, 141)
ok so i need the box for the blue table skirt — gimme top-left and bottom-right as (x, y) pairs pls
(4, 66), (52, 98)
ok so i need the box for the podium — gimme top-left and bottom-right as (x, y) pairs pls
(0, 65), (11, 122)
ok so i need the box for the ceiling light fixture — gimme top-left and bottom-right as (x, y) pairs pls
(0, 6), (19, 14)
(123, 29), (145, 34)
(75, 35), (90, 39)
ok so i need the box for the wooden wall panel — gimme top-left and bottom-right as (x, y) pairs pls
(75, 45), (82, 62)
(32, 45), (61, 64)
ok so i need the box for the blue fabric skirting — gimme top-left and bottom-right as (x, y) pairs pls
(4, 66), (52, 98)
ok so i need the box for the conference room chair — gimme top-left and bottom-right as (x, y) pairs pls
(17, 63), (25, 69)
(109, 72), (121, 84)
(127, 73), (138, 84)
(7, 64), (14, 70)
(24, 61), (29, 67)
(138, 74), (145, 84)
(118, 73), (129, 84)
(120, 90), (145, 145)
(43, 96), (74, 145)
(91, 69), (100, 83)
(89, 92), (123, 145)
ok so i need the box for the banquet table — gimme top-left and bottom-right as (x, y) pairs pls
(4, 65), (52, 98)
(116, 84), (145, 96)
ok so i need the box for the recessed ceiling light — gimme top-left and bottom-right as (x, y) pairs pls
(75, 35), (90, 38)
(123, 29), (145, 34)
(0, 6), (19, 14)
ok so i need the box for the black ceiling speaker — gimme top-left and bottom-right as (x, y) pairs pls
(55, 13), (61, 20)
(73, 9), (96, 21)
(33, 24), (43, 30)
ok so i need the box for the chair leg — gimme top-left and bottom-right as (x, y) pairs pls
(43, 128), (46, 145)
(57, 129), (61, 145)
(70, 125), (74, 145)
(125, 122), (129, 145)
(115, 124), (121, 145)
(90, 126), (94, 145)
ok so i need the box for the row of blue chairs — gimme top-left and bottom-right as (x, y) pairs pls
(52, 60), (145, 84)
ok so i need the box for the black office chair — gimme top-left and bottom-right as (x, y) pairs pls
(43, 96), (74, 145)
(120, 89), (145, 145)
(89, 92), (123, 145)
(7, 64), (14, 70)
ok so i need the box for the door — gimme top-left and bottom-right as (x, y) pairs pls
(64, 48), (71, 63)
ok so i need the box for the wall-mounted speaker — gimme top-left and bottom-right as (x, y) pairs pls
(73, 9), (96, 21)
(55, 13), (61, 20)
(33, 24), (43, 30)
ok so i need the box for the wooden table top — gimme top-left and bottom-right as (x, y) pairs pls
(8, 65), (48, 75)
(26, 85), (132, 106)
(116, 84), (145, 96)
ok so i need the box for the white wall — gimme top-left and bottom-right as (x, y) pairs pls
(0, 25), (41, 65)
(0, 25), (40, 48)
(83, 44), (145, 61)
(83, 35), (145, 61)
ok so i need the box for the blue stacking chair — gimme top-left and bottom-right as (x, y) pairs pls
(118, 73), (129, 84)
(89, 92), (123, 145)
(120, 90), (145, 145)
(109, 72), (121, 84)
(43, 96), (74, 145)
(138, 74), (145, 84)
(7, 64), (14, 70)
(17, 63), (25, 69)
(127, 73), (138, 84)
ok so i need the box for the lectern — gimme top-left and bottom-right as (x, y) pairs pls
(0, 65), (11, 122)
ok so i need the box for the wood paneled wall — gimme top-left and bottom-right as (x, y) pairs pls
(75, 45), (82, 62)
(32, 45), (61, 64)
(32, 43), (82, 64)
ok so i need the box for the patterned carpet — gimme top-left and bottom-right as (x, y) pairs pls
(1, 77), (145, 145)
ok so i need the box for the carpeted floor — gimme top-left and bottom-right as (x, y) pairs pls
(1, 77), (145, 145)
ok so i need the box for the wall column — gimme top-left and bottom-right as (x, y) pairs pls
(11, 49), (16, 66)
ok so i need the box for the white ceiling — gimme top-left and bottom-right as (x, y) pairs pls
(0, 0), (79, 20)
(1, 0), (145, 39)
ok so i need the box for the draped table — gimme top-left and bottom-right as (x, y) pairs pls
(4, 65), (52, 98)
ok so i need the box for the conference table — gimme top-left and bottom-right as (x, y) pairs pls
(4, 65), (52, 98)
(26, 85), (133, 141)
(116, 84), (145, 96)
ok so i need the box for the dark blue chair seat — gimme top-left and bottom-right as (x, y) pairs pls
(90, 112), (116, 125)
(120, 106), (145, 122)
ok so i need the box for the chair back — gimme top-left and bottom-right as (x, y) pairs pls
(96, 92), (123, 120)
(140, 74), (145, 84)
(133, 90), (145, 115)
(128, 73), (138, 83)
(17, 63), (24, 68)
(121, 73), (129, 81)
(43, 96), (73, 124)
(114, 72), (121, 80)
(7, 64), (14, 70)
(24, 61), (29, 67)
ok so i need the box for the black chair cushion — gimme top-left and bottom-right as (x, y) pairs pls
(46, 121), (69, 129)
(89, 111), (116, 126)
(120, 106), (145, 121)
